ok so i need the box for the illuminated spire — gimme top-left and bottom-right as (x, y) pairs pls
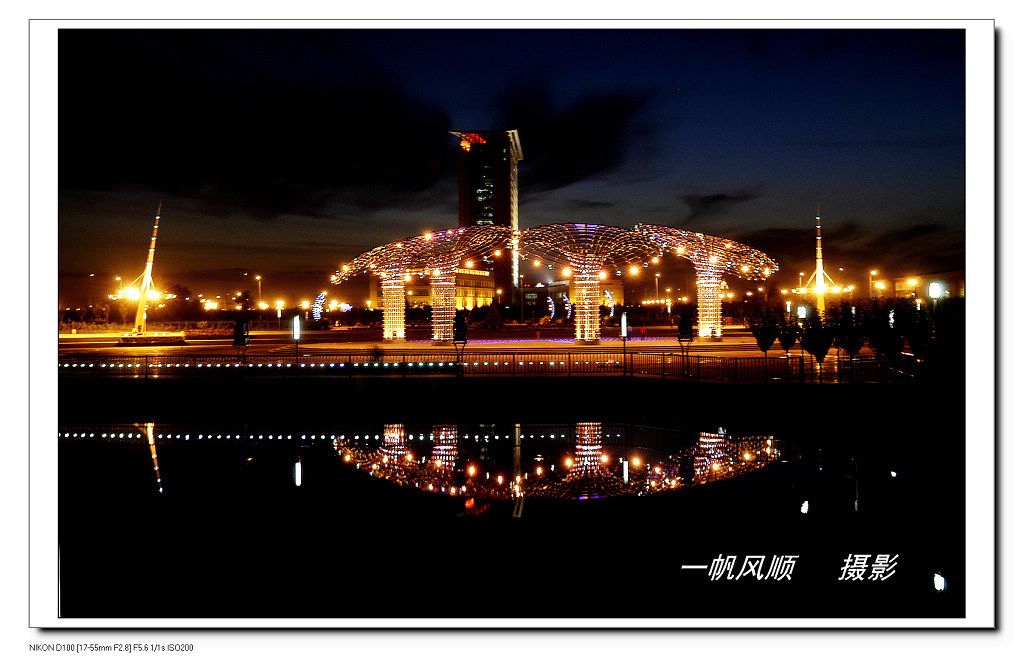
(132, 202), (162, 333)
(801, 204), (838, 313)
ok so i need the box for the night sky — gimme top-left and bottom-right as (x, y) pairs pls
(57, 28), (965, 308)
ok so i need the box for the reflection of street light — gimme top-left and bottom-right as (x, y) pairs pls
(929, 281), (942, 320)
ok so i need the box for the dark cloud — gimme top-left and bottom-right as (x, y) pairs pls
(865, 223), (945, 248)
(59, 30), (453, 219)
(567, 199), (620, 209)
(498, 79), (649, 192)
(679, 188), (762, 224)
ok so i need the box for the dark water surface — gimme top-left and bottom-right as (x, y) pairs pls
(58, 411), (965, 620)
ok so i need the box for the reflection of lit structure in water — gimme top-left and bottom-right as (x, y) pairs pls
(692, 430), (779, 483)
(379, 424), (409, 466)
(322, 423), (783, 500)
(537, 422), (628, 499)
(431, 425), (458, 475)
(694, 430), (729, 479)
(57, 424), (784, 504)
(571, 422), (603, 476)
(143, 423), (163, 494)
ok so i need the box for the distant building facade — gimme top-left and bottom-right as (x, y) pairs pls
(376, 267), (496, 311)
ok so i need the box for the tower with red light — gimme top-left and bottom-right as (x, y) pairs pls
(451, 129), (523, 296)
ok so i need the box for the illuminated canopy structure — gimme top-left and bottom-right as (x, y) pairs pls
(333, 226), (510, 343)
(335, 222), (777, 342)
(333, 237), (432, 340)
(521, 223), (661, 343)
(639, 225), (778, 338)
(413, 226), (511, 343)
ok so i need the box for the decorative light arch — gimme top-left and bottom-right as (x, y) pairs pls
(334, 223), (777, 343)
(333, 227), (511, 343)
(411, 226), (511, 344)
(520, 224), (661, 343)
(639, 225), (778, 338)
(333, 237), (436, 340)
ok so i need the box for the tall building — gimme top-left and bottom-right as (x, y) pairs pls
(451, 130), (524, 297)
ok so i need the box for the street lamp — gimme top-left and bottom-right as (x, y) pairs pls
(929, 281), (942, 320)
(654, 272), (660, 300)
(255, 275), (263, 319)
(869, 270), (878, 298)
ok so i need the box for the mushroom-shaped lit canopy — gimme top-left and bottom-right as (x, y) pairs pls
(332, 236), (429, 284)
(521, 224), (662, 342)
(521, 223), (662, 271)
(332, 226), (513, 341)
(639, 225), (777, 339)
(413, 226), (512, 273)
(412, 226), (512, 342)
(332, 234), (434, 339)
(332, 226), (512, 281)
(637, 225), (778, 279)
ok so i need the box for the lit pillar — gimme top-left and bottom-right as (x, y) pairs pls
(571, 422), (603, 476)
(696, 268), (724, 338)
(429, 272), (457, 344)
(380, 274), (406, 340)
(572, 271), (602, 343)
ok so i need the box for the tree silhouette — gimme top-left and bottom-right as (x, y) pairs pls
(798, 311), (835, 383)
(777, 314), (799, 356)
(745, 305), (778, 381)
(481, 304), (504, 330)
(864, 299), (905, 378)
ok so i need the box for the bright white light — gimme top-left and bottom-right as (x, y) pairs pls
(800, 500), (809, 514)
(292, 315), (301, 340)
(929, 282), (942, 299)
(294, 461), (302, 486)
(797, 306), (807, 319)
(934, 573), (946, 591)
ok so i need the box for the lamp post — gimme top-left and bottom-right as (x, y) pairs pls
(869, 270), (877, 298)
(928, 281), (942, 326)
(654, 273), (660, 301)
(519, 275), (525, 324)
(620, 311), (628, 376)
(255, 275), (262, 319)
